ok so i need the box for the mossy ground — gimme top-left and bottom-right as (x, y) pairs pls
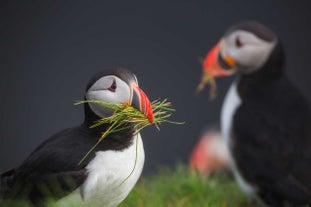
(1, 165), (254, 207)
(120, 165), (252, 207)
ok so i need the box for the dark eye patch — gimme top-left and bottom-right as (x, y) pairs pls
(108, 80), (117, 92)
(235, 36), (243, 48)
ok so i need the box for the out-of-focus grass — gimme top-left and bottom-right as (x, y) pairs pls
(1, 165), (252, 207)
(120, 165), (251, 207)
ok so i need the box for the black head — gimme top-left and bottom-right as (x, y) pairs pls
(85, 68), (138, 92)
(198, 21), (285, 95)
(83, 67), (153, 125)
(225, 20), (277, 42)
(221, 20), (281, 74)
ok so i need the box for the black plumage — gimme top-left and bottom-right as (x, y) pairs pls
(231, 24), (311, 206)
(1, 124), (134, 204)
(234, 78), (311, 205)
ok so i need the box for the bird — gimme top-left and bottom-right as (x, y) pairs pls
(189, 127), (229, 176)
(198, 21), (311, 206)
(0, 68), (153, 207)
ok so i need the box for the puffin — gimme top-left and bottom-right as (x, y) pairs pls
(0, 68), (153, 207)
(198, 21), (311, 206)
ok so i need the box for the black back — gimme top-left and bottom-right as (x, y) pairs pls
(231, 37), (311, 205)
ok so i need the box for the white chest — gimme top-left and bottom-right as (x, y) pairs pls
(221, 81), (241, 146)
(58, 134), (145, 207)
(221, 81), (257, 197)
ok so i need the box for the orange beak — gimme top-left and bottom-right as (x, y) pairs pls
(197, 40), (237, 99)
(130, 83), (154, 123)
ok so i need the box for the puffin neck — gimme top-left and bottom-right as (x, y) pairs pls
(237, 42), (285, 98)
(82, 103), (108, 136)
(82, 103), (136, 150)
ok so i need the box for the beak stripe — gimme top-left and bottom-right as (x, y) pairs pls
(131, 84), (154, 123)
(224, 55), (236, 67)
(218, 53), (232, 69)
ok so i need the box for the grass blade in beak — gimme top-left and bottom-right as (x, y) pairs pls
(74, 99), (183, 165)
(197, 70), (217, 100)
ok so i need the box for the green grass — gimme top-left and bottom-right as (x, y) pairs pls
(1, 165), (252, 207)
(120, 165), (251, 207)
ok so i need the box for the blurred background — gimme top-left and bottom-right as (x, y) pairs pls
(0, 0), (310, 175)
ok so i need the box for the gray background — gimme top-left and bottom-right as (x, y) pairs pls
(1, 1), (310, 174)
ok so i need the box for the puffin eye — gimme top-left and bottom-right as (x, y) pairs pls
(235, 36), (243, 48)
(108, 80), (117, 92)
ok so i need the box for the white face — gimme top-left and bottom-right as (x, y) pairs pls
(221, 30), (276, 73)
(86, 75), (132, 118)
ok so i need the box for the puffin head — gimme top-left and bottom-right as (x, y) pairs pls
(84, 68), (153, 123)
(198, 21), (283, 94)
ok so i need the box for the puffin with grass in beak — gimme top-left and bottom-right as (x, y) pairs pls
(0, 68), (153, 207)
(198, 21), (311, 206)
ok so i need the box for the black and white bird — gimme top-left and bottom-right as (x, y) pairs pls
(0, 68), (153, 206)
(199, 21), (311, 206)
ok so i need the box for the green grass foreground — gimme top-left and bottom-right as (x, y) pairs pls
(1, 166), (252, 207)
(120, 165), (251, 207)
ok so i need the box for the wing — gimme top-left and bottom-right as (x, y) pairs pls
(0, 126), (95, 204)
(232, 78), (311, 204)
(1, 168), (87, 204)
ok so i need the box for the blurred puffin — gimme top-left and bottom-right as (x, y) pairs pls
(0, 68), (153, 207)
(198, 21), (311, 206)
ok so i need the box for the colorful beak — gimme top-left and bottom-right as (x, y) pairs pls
(197, 40), (237, 99)
(130, 83), (154, 123)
